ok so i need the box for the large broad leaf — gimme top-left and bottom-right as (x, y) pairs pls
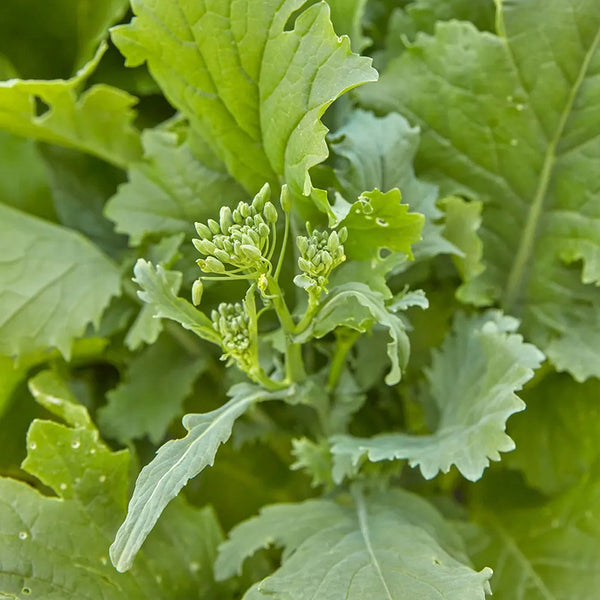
(110, 383), (290, 572)
(358, 0), (600, 381)
(331, 312), (544, 482)
(0, 204), (120, 358)
(506, 372), (600, 495)
(0, 370), (224, 600)
(470, 467), (600, 599)
(105, 129), (247, 244)
(0, 0), (129, 79)
(296, 282), (412, 385)
(112, 0), (377, 211)
(0, 43), (141, 168)
(331, 109), (454, 259)
(98, 334), (208, 444)
(215, 487), (492, 599)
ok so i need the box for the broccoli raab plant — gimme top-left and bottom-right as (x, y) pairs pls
(1, 0), (600, 598)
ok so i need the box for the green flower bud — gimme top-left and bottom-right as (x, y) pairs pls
(258, 222), (270, 239)
(195, 222), (213, 240)
(327, 231), (339, 251)
(263, 201), (278, 224)
(233, 209), (243, 225)
(240, 244), (262, 261)
(280, 184), (292, 212)
(240, 203), (250, 219)
(297, 236), (309, 255)
(191, 279), (204, 306)
(219, 206), (234, 233)
(203, 256), (226, 273)
(208, 219), (221, 235)
(252, 183), (270, 212)
(338, 226), (348, 244)
(214, 248), (231, 263)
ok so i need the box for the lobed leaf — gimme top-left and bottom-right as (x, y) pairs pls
(331, 312), (544, 482)
(112, 0), (377, 215)
(358, 0), (600, 380)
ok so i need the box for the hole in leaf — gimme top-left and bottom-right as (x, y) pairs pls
(22, 587), (32, 595)
(34, 96), (50, 117)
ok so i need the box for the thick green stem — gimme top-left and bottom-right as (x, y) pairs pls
(327, 329), (360, 390)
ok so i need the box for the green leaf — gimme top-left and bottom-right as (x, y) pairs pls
(331, 312), (544, 482)
(0, 132), (54, 220)
(0, 43), (141, 168)
(112, 0), (377, 211)
(326, 0), (371, 53)
(339, 188), (424, 261)
(331, 109), (454, 259)
(0, 204), (120, 358)
(98, 334), (207, 444)
(296, 282), (411, 385)
(110, 383), (287, 572)
(0, 0), (129, 78)
(105, 129), (247, 245)
(440, 195), (486, 303)
(506, 372), (600, 495)
(0, 375), (224, 600)
(132, 259), (219, 344)
(358, 0), (600, 380)
(471, 467), (600, 599)
(216, 487), (492, 599)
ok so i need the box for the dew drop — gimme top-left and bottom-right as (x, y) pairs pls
(506, 95), (513, 103)
(89, 448), (96, 455)
(60, 483), (68, 491)
(510, 138), (518, 146)
(515, 103), (524, 111)
(99, 475), (107, 483)
(189, 562), (200, 573)
(376, 218), (389, 227)
(100, 556), (108, 566)
(18, 531), (28, 540)
(156, 575), (163, 584)
(29, 442), (37, 450)
(71, 440), (81, 449)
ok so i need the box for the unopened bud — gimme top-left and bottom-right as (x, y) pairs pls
(195, 222), (213, 240)
(203, 256), (226, 273)
(263, 201), (278, 224)
(208, 219), (221, 235)
(280, 184), (292, 212)
(191, 279), (204, 306)
(214, 248), (230, 263)
(219, 206), (234, 233)
(252, 183), (270, 212)
(240, 244), (262, 261)
(338, 227), (348, 244)
(297, 236), (309, 255)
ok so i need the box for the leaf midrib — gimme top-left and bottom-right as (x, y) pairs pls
(502, 26), (600, 310)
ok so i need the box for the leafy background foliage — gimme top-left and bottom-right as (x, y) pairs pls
(1, 0), (599, 599)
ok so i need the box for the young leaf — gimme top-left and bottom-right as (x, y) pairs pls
(339, 188), (424, 260)
(105, 129), (246, 245)
(296, 282), (411, 385)
(0, 374), (223, 600)
(216, 487), (492, 599)
(110, 383), (289, 572)
(0, 43), (141, 168)
(0, 204), (120, 358)
(132, 259), (219, 344)
(98, 334), (208, 444)
(331, 312), (544, 482)
(359, 0), (600, 380)
(331, 109), (454, 258)
(112, 0), (377, 211)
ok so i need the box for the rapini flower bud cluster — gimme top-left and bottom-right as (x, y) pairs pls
(294, 227), (347, 296)
(211, 302), (254, 371)
(193, 184), (278, 279)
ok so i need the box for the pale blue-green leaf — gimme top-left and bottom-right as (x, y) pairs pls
(105, 129), (246, 245)
(132, 259), (219, 344)
(112, 0), (377, 214)
(331, 109), (455, 259)
(98, 334), (207, 444)
(110, 383), (287, 572)
(331, 312), (544, 482)
(216, 488), (492, 599)
(296, 282), (410, 385)
(358, 0), (600, 379)
(0, 205), (120, 358)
